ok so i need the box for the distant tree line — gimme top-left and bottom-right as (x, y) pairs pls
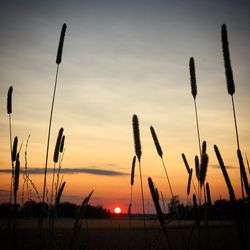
(0, 201), (111, 218)
(167, 197), (248, 221)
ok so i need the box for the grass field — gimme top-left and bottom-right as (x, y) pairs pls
(0, 218), (243, 250)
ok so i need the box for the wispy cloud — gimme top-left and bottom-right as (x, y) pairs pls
(210, 164), (238, 170)
(0, 167), (128, 176)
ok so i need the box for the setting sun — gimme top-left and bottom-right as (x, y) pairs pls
(114, 207), (121, 214)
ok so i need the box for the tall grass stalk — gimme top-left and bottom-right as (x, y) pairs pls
(150, 126), (174, 199)
(13, 153), (20, 205)
(221, 24), (244, 199)
(40, 24), (67, 244)
(7, 86), (14, 204)
(199, 152), (209, 203)
(70, 190), (94, 250)
(129, 156), (136, 228)
(50, 128), (64, 205)
(182, 153), (198, 197)
(214, 144), (247, 249)
(189, 57), (202, 157)
(148, 177), (172, 250)
(132, 114), (146, 230)
(42, 23), (67, 206)
(55, 135), (65, 198)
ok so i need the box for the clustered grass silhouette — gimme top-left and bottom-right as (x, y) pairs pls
(1, 23), (249, 250)
(3, 23), (94, 250)
(129, 24), (249, 250)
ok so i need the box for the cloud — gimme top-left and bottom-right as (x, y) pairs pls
(0, 167), (128, 176)
(210, 164), (238, 170)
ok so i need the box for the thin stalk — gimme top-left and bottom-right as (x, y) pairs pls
(231, 95), (244, 199)
(194, 99), (202, 158)
(42, 64), (59, 205)
(231, 96), (240, 150)
(138, 160), (146, 230)
(161, 158), (174, 199)
(160, 191), (167, 214)
(40, 64), (60, 244)
(51, 162), (57, 205)
(129, 186), (133, 229)
(9, 115), (14, 204)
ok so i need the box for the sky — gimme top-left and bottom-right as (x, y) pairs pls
(0, 0), (249, 213)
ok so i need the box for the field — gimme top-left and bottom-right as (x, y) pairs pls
(0, 218), (244, 250)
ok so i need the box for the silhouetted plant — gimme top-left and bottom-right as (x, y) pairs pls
(201, 141), (207, 155)
(214, 144), (246, 249)
(237, 150), (250, 197)
(129, 156), (136, 211)
(132, 114), (146, 230)
(21, 135), (41, 203)
(182, 153), (198, 197)
(55, 135), (66, 198)
(70, 190), (94, 250)
(148, 177), (172, 250)
(7, 86), (14, 204)
(221, 24), (244, 198)
(13, 153), (20, 205)
(150, 126), (174, 199)
(206, 182), (212, 207)
(199, 153), (209, 188)
(187, 168), (193, 196)
(51, 128), (64, 205)
(189, 57), (202, 157)
(42, 23), (67, 207)
(40, 23), (67, 242)
(193, 194), (200, 228)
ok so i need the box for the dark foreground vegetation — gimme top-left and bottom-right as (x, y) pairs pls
(0, 218), (249, 250)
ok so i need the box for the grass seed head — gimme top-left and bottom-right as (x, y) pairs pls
(7, 86), (13, 114)
(150, 126), (163, 158)
(202, 140), (207, 155)
(56, 23), (67, 64)
(53, 128), (64, 163)
(132, 114), (142, 162)
(200, 153), (209, 187)
(214, 145), (235, 201)
(148, 177), (165, 228)
(221, 24), (235, 95)
(189, 57), (197, 99)
(195, 155), (200, 182)
(12, 136), (18, 162)
(14, 153), (20, 203)
(60, 135), (65, 153)
(182, 153), (191, 174)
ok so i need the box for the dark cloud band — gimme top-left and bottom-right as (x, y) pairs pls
(0, 167), (128, 176)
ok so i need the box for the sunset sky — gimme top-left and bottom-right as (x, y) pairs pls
(0, 0), (249, 213)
